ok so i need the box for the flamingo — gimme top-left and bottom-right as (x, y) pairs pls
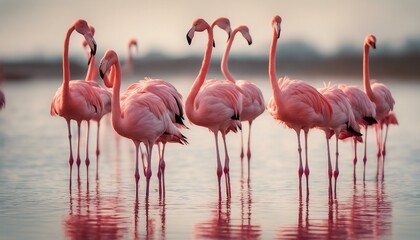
(50, 19), (103, 178)
(125, 38), (138, 74)
(82, 26), (112, 174)
(98, 50), (187, 197)
(266, 15), (332, 195)
(317, 84), (362, 195)
(219, 24), (265, 162)
(185, 18), (243, 197)
(121, 77), (187, 197)
(362, 34), (396, 177)
(337, 84), (377, 180)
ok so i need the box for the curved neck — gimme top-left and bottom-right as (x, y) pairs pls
(85, 56), (96, 81)
(185, 26), (213, 122)
(221, 29), (237, 82)
(62, 26), (75, 104)
(269, 27), (282, 103)
(363, 45), (375, 101)
(110, 63), (123, 130)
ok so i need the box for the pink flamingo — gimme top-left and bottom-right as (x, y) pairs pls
(98, 50), (187, 197)
(220, 24), (265, 162)
(362, 34), (396, 177)
(185, 18), (243, 197)
(337, 84), (377, 180)
(122, 77), (187, 197)
(317, 84), (362, 195)
(266, 15), (332, 195)
(50, 19), (103, 178)
(82, 26), (112, 173)
(125, 38), (138, 74)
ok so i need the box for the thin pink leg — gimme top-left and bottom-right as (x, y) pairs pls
(66, 119), (74, 179)
(85, 121), (90, 169)
(96, 120), (101, 157)
(213, 132), (223, 198)
(363, 126), (368, 181)
(325, 134), (332, 180)
(303, 130), (310, 196)
(145, 142), (153, 198)
(134, 141), (140, 197)
(333, 135), (340, 198)
(76, 121), (82, 178)
(246, 121), (253, 160)
(221, 132), (231, 197)
(139, 144), (146, 176)
(240, 127), (244, 160)
(157, 142), (162, 196)
(382, 123), (390, 177)
(353, 138), (357, 183)
(161, 143), (166, 198)
(295, 129), (303, 178)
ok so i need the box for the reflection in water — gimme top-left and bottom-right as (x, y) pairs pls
(278, 181), (392, 239)
(133, 198), (166, 240)
(64, 178), (129, 239)
(194, 163), (261, 239)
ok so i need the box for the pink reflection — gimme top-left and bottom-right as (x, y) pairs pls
(64, 178), (129, 239)
(133, 198), (166, 239)
(277, 181), (392, 239)
(194, 164), (261, 239)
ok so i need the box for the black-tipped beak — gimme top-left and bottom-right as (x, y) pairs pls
(372, 43), (376, 49)
(99, 63), (105, 79)
(87, 42), (97, 66)
(186, 34), (192, 45)
(213, 40), (215, 48)
(227, 32), (231, 42)
(248, 39), (252, 45)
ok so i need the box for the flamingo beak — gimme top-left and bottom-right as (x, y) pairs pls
(186, 26), (195, 45)
(372, 43), (376, 49)
(99, 61), (106, 79)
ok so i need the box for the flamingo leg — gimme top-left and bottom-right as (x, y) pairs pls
(157, 142), (162, 197)
(353, 137), (357, 183)
(296, 129), (303, 177)
(139, 144), (146, 176)
(76, 121), (82, 178)
(326, 134), (332, 180)
(66, 119), (74, 179)
(240, 127), (244, 160)
(304, 129), (310, 196)
(246, 120), (253, 161)
(363, 126), (368, 181)
(333, 135), (340, 198)
(213, 132), (223, 198)
(145, 142), (153, 198)
(134, 141), (140, 197)
(382, 123), (390, 177)
(95, 120), (100, 179)
(85, 121), (90, 167)
(161, 143), (166, 198)
(221, 132), (231, 197)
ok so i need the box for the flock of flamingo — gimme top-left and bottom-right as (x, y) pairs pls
(38, 15), (398, 198)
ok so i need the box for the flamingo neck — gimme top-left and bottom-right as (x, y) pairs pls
(110, 63), (123, 131)
(185, 26), (213, 123)
(62, 26), (75, 105)
(221, 29), (236, 83)
(85, 56), (96, 81)
(269, 27), (282, 106)
(363, 44), (375, 102)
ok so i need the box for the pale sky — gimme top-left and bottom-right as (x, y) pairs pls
(0, 0), (419, 60)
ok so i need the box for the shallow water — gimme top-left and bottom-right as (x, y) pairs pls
(0, 74), (419, 239)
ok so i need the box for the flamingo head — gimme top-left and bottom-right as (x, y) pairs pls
(272, 15), (282, 39)
(236, 25), (252, 45)
(128, 38), (138, 52)
(365, 34), (376, 49)
(186, 18), (211, 45)
(74, 19), (97, 65)
(212, 17), (232, 44)
(99, 50), (119, 88)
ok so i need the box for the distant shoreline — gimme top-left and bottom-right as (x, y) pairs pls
(2, 54), (419, 81)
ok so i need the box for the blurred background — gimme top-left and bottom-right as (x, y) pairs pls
(1, 0), (419, 80)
